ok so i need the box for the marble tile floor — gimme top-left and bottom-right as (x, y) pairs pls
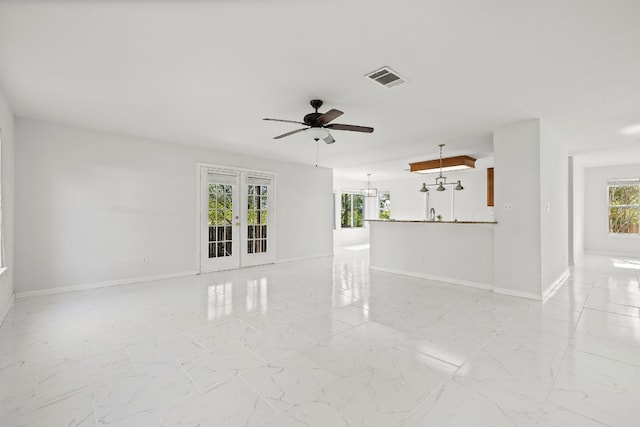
(1, 247), (640, 426)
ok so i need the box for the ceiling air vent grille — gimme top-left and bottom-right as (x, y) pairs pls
(365, 66), (407, 88)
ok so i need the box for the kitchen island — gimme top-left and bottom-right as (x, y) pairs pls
(368, 219), (497, 291)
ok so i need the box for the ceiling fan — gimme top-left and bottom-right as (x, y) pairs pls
(263, 99), (374, 144)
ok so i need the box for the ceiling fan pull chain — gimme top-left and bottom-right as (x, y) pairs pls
(315, 139), (319, 167)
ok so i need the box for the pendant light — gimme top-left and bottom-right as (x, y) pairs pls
(417, 144), (466, 192)
(362, 173), (378, 197)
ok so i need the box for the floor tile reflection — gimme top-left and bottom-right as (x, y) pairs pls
(0, 250), (639, 426)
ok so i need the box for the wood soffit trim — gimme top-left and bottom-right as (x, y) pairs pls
(409, 155), (476, 172)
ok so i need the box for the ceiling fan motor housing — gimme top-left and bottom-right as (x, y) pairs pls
(303, 112), (323, 127)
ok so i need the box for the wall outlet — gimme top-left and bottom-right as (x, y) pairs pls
(503, 202), (514, 212)
(142, 257), (148, 264)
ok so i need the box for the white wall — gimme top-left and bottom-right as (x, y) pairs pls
(0, 85), (15, 322)
(15, 119), (333, 293)
(370, 221), (494, 288)
(572, 160), (585, 264)
(584, 163), (640, 257)
(540, 125), (569, 292)
(493, 119), (569, 298)
(493, 119), (543, 297)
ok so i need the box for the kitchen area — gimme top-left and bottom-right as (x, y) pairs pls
(335, 119), (570, 301)
(367, 148), (498, 293)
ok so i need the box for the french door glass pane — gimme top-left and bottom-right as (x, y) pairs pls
(208, 183), (233, 258)
(247, 184), (268, 254)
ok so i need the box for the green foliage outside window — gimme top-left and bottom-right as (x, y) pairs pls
(341, 193), (364, 228)
(378, 192), (391, 219)
(209, 184), (233, 225)
(608, 184), (639, 234)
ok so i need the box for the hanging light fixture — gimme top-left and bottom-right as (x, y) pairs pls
(304, 127), (330, 141)
(362, 173), (378, 197)
(416, 144), (466, 192)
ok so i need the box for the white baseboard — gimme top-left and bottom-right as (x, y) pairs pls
(0, 293), (15, 325)
(542, 268), (570, 300)
(370, 265), (542, 301)
(585, 250), (640, 260)
(493, 287), (541, 301)
(16, 270), (198, 299)
(277, 252), (334, 264)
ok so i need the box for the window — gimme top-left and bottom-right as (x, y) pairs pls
(341, 193), (364, 228)
(378, 191), (390, 219)
(608, 179), (639, 234)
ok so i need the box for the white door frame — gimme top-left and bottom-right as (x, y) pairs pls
(196, 163), (277, 273)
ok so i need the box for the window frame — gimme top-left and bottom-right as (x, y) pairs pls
(607, 179), (640, 236)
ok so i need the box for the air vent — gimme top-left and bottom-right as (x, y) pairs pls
(365, 66), (407, 88)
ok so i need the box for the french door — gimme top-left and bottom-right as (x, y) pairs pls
(200, 166), (275, 272)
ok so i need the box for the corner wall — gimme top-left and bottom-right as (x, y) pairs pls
(493, 119), (569, 299)
(0, 86), (15, 322)
(493, 120), (543, 297)
(15, 119), (333, 293)
(572, 161), (585, 264)
(540, 125), (569, 292)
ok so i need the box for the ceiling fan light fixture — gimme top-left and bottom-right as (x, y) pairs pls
(305, 127), (330, 141)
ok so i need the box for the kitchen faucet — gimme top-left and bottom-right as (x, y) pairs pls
(430, 208), (435, 221)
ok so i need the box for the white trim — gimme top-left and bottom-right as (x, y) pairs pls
(0, 293), (14, 325)
(369, 265), (542, 301)
(16, 270), (197, 299)
(585, 250), (640, 259)
(542, 268), (570, 299)
(493, 287), (542, 301)
(370, 265), (493, 290)
(0, 267), (7, 277)
(277, 253), (334, 264)
(606, 233), (640, 239)
(196, 164), (202, 273)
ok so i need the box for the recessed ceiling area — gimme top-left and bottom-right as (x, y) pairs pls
(0, 0), (639, 181)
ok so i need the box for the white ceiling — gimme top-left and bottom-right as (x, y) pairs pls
(1, 0), (639, 181)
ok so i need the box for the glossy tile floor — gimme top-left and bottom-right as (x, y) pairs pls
(1, 246), (640, 426)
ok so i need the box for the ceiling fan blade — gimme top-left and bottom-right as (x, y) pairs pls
(316, 109), (343, 125)
(263, 118), (306, 125)
(323, 133), (335, 144)
(326, 123), (374, 133)
(273, 128), (307, 139)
